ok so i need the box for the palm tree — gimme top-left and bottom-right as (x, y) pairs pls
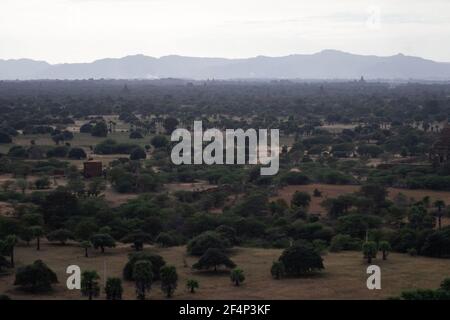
(186, 279), (199, 293)
(30, 226), (44, 251)
(230, 268), (245, 286)
(379, 241), (391, 260)
(362, 241), (378, 264)
(81, 271), (100, 300)
(133, 260), (153, 300)
(434, 200), (446, 230)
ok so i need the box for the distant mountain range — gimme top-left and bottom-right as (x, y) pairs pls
(2, 50), (450, 80)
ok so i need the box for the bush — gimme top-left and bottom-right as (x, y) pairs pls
(278, 241), (324, 276)
(129, 131), (144, 139)
(421, 227), (450, 258)
(68, 148), (87, 160)
(329, 234), (362, 252)
(270, 261), (285, 279)
(14, 260), (58, 292)
(0, 132), (12, 144)
(46, 146), (69, 158)
(151, 135), (169, 149)
(91, 122), (108, 137)
(155, 232), (177, 247)
(291, 191), (311, 208)
(105, 277), (123, 300)
(35, 176), (51, 190)
(94, 139), (139, 155)
(80, 123), (93, 133)
(280, 172), (310, 185)
(130, 147), (147, 160)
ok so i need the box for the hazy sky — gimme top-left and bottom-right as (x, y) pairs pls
(1, 0), (450, 64)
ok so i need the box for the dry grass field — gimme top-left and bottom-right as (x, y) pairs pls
(0, 242), (449, 300)
(272, 183), (450, 215)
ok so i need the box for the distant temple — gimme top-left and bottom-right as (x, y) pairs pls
(430, 124), (450, 166)
(83, 161), (103, 178)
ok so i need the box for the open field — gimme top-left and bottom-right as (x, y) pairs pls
(0, 242), (449, 300)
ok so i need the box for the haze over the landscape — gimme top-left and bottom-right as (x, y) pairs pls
(1, 0), (450, 64)
(1, 50), (450, 80)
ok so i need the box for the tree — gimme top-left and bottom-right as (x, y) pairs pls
(123, 252), (166, 281)
(151, 135), (169, 149)
(0, 255), (11, 273)
(186, 279), (199, 293)
(16, 179), (27, 194)
(121, 231), (152, 251)
(91, 122), (108, 137)
(90, 234), (116, 253)
(133, 260), (153, 300)
(421, 227), (450, 258)
(379, 241), (391, 260)
(19, 227), (34, 246)
(74, 220), (98, 241)
(80, 123), (93, 133)
(0, 132), (12, 144)
(14, 260), (58, 292)
(0, 235), (17, 267)
(270, 261), (285, 280)
(360, 183), (388, 206)
(155, 232), (177, 247)
(130, 147), (146, 160)
(192, 248), (236, 272)
(230, 268), (245, 286)
(291, 191), (311, 208)
(47, 229), (74, 245)
(362, 241), (378, 264)
(160, 265), (178, 298)
(187, 231), (230, 256)
(163, 117), (179, 134)
(278, 242), (324, 276)
(30, 226), (44, 251)
(434, 200), (446, 230)
(68, 148), (87, 160)
(80, 241), (92, 258)
(105, 277), (123, 300)
(81, 270), (100, 300)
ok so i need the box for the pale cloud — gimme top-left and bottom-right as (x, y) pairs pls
(0, 0), (449, 63)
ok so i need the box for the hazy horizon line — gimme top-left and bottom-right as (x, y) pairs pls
(2, 49), (449, 65)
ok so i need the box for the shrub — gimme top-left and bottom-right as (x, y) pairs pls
(130, 147), (147, 160)
(129, 131), (144, 139)
(278, 241), (324, 276)
(14, 260), (58, 292)
(151, 135), (169, 149)
(270, 261), (285, 279)
(105, 277), (123, 300)
(280, 172), (310, 185)
(91, 122), (108, 137)
(0, 132), (12, 144)
(68, 148), (87, 160)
